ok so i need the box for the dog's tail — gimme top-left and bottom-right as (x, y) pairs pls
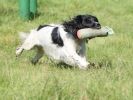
(19, 32), (29, 42)
(19, 29), (37, 42)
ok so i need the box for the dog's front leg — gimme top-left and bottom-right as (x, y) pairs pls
(78, 40), (86, 58)
(71, 53), (89, 69)
(62, 50), (89, 69)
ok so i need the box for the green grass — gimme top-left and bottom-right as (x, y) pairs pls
(0, 0), (133, 100)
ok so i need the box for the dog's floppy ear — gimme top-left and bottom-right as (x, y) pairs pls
(74, 15), (83, 23)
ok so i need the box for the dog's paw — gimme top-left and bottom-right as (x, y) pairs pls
(79, 62), (90, 70)
(31, 59), (38, 65)
(16, 47), (23, 57)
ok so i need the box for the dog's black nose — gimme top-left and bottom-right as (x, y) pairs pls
(96, 23), (101, 29)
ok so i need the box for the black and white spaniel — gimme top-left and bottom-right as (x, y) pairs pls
(16, 14), (101, 69)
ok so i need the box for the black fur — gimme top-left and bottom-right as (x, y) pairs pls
(37, 25), (50, 31)
(63, 14), (101, 38)
(51, 27), (64, 47)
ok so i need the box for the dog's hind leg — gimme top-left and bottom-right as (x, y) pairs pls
(31, 46), (44, 65)
(16, 34), (39, 57)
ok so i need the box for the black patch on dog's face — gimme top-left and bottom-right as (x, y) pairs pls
(63, 14), (101, 38)
(75, 15), (101, 29)
(51, 27), (64, 47)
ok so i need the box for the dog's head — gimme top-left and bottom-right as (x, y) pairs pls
(63, 14), (101, 38)
(74, 14), (101, 29)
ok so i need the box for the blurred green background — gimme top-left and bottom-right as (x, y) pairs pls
(0, 0), (133, 100)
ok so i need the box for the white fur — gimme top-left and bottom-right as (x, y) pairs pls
(16, 24), (89, 69)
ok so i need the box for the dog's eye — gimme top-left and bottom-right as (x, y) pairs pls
(86, 19), (92, 23)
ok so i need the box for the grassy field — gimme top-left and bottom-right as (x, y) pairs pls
(0, 0), (133, 100)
